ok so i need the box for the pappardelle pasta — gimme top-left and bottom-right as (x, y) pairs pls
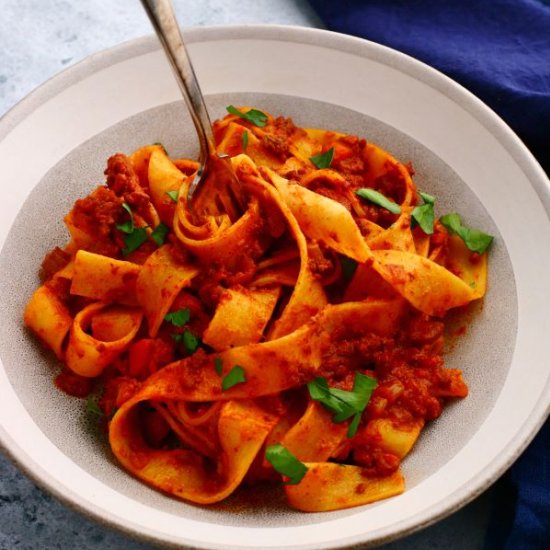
(24, 107), (492, 511)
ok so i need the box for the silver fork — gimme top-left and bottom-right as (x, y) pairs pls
(140, 0), (244, 219)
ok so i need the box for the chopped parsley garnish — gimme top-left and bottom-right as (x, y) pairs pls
(419, 191), (435, 205)
(166, 309), (199, 353)
(116, 203), (149, 256)
(356, 188), (402, 215)
(166, 190), (179, 203)
(265, 443), (308, 485)
(440, 213), (494, 254)
(116, 202), (135, 234)
(226, 105), (268, 127)
(182, 331), (200, 353)
(121, 227), (148, 256)
(242, 130), (249, 150)
(307, 373), (377, 438)
(164, 308), (191, 327)
(86, 396), (104, 418)
(309, 147), (334, 169)
(411, 191), (436, 234)
(214, 357), (223, 376)
(221, 365), (247, 390)
(171, 331), (200, 354)
(151, 223), (169, 246)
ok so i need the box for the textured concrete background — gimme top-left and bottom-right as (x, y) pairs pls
(0, 1), (493, 548)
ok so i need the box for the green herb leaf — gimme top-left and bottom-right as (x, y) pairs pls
(117, 203), (149, 255)
(307, 373), (377, 437)
(214, 357), (223, 376)
(182, 331), (200, 353)
(440, 213), (494, 254)
(116, 202), (135, 234)
(439, 213), (461, 233)
(221, 365), (247, 391)
(242, 130), (249, 150)
(151, 223), (169, 246)
(265, 443), (308, 485)
(347, 412), (362, 438)
(121, 202), (133, 217)
(356, 188), (402, 215)
(411, 203), (435, 235)
(411, 191), (436, 234)
(419, 191), (435, 205)
(86, 396), (104, 418)
(164, 308), (191, 327)
(121, 227), (148, 256)
(166, 190), (179, 203)
(117, 220), (134, 234)
(171, 330), (200, 354)
(309, 147), (334, 169)
(226, 105), (268, 127)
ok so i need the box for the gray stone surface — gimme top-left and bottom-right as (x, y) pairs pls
(0, 0), (494, 548)
(0, 0), (323, 112)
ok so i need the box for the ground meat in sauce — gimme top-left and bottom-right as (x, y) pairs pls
(307, 242), (335, 280)
(68, 186), (122, 256)
(261, 134), (290, 159)
(338, 155), (365, 175)
(105, 153), (142, 196)
(315, 309), (457, 476)
(354, 446), (400, 477)
(270, 116), (304, 140)
(40, 246), (71, 281)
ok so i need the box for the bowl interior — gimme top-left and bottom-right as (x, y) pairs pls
(0, 92), (516, 528)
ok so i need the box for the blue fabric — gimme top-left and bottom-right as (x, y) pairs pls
(309, 0), (550, 175)
(485, 420), (550, 549)
(309, 1), (550, 548)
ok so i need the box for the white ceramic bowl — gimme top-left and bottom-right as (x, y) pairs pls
(1, 26), (549, 550)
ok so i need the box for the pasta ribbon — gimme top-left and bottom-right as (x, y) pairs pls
(129, 144), (166, 188)
(445, 235), (488, 299)
(267, 169), (372, 263)
(109, 399), (278, 504)
(230, 156), (328, 338)
(135, 245), (199, 337)
(281, 401), (348, 462)
(121, 299), (404, 404)
(362, 418), (424, 459)
(202, 286), (281, 351)
(24, 285), (72, 360)
(65, 302), (143, 377)
(147, 148), (187, 224)
(367, 213), (416, 253)
(285, 464), (405, 512)
(372, 250), (476, 316)
(71, 250), (140, 305)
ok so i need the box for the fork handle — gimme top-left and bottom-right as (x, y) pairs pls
(140, 0), (214, 159)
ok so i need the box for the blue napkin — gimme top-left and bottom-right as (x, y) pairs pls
(309, 0), (550, 175)
(309, 1), (550, 548)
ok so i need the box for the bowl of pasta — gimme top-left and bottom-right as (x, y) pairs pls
(1, 25), (549, 550)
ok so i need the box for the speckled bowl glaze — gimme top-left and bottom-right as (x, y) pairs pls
(1, 26), (549, 550)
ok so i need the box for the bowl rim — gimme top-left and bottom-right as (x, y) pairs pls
(1, 24), (549, 550)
